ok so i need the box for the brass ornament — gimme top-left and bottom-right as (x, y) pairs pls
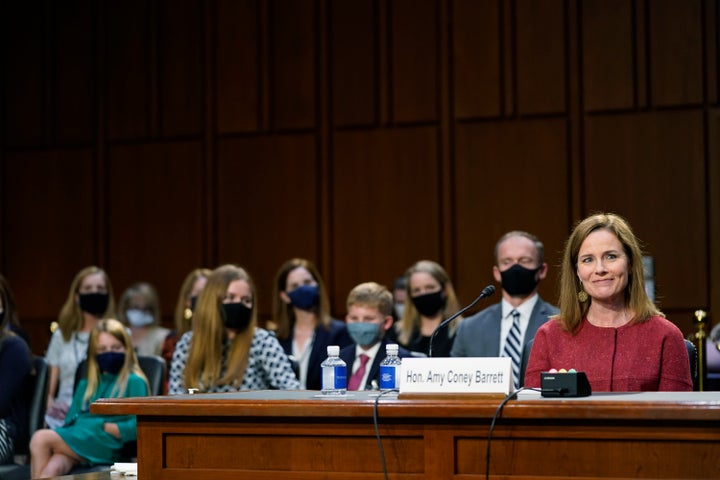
(578, 290), (588, 302)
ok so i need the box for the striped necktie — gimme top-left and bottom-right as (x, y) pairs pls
(502, 310), (522, 388)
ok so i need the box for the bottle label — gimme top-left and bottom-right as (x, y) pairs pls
(323, 365), (347, 390)
(379, 365), (396, 389)
(333, 365), (347, 389)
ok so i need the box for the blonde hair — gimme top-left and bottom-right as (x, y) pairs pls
(83, 318), (148, 407)
(173, 268), (211, 336)
(272, 258), (332, 340)
(58, 266), (116, 342)
(346, 282), (393, 316)
(396, 260), (461, 346)
(557, 212), (661, 334)
(183, 264), (258, 391)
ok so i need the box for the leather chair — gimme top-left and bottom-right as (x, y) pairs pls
(705, 338), (720, 390)
(685, 339), (697, 390)
(0, 356), (49, 480)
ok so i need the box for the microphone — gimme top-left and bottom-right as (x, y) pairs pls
(428, 285), (495, 357)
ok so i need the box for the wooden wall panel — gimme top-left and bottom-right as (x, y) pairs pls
(216, 0), (260, 133)
(2, 2), (49, 147)
(55, 0), (94, 145)
(584, 111), (706, 311)
(454, 119), (569, 308)
(708, 110), (720, 332)
(216, 134), (318, 317)
(649, 0), (703, 106)
(704, 1), (718, 105)
(106, 142), (205, 317)
(582, 0), (635, 111)
(0, 169), (3, 265)
(453, 0), (501, 119)
(106, 0), (152, 140)
(272, 0), (316, 130)
(4, 149), (96, 349)
(1, 0), (719, 354)
(158, 0), (204, 137)
(515, 0), (566, 115)
(331, 127), (439, 314)
(391, 0), (438, 123)
(330, 0), (376, 127)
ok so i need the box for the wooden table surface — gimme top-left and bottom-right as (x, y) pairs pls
(91, 390), (720, 479)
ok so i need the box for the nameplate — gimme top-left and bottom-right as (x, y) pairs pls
(399, 357), (512, 394)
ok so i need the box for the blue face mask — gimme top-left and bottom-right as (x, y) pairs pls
(96, 351), (125, 374)
(287, 284), (320, 311)
(347, 322), (381, 347)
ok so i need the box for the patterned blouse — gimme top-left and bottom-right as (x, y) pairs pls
(168, 328), (301, 394)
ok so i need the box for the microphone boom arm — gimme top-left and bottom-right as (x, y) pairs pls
(428, 285), (495, 357)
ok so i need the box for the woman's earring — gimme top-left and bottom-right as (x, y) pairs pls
(578, 290), (588, 302)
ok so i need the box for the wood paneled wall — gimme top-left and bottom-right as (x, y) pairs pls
(1, 0), (717, 354)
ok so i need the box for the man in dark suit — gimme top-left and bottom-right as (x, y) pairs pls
(451, 231), (558, 387)
(340, 282), (412, 391)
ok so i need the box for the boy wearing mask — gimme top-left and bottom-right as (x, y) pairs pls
(340, 282), (412, 391)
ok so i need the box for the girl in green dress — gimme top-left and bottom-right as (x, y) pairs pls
(30, 318), (149, 478)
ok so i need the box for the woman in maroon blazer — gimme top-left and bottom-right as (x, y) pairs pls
(525, 213), (692, 392)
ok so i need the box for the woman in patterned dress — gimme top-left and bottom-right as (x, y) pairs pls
(168, 264), (300, 394)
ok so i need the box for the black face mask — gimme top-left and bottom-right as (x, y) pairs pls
(189, 295), (198, 312)
(500, 264), (541, 297)
(411, 291), (446, 317)
(96, 352), (125, 374)
(222, 302), (253, 331)
(78, 292), (110, 316)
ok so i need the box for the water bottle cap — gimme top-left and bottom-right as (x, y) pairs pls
(327, 345), (340, 356)
(386, 343), (399, 354)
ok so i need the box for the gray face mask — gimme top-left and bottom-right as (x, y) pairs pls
(394, 303), (405, 319)
(125, 309), (155, 327)
(347, 322), (381, 347)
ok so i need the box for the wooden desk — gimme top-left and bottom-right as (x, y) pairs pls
(92, 390), (720, 479)
(44, 471), (119, 480)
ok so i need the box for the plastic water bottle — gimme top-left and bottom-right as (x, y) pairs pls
(379, 343), (402, 391)
(321, 345), (347, 395)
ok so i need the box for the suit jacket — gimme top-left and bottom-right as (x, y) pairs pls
(340, 338), (413, 391)
(279, 318), (353, 390)
(450, 296), (558, 359)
